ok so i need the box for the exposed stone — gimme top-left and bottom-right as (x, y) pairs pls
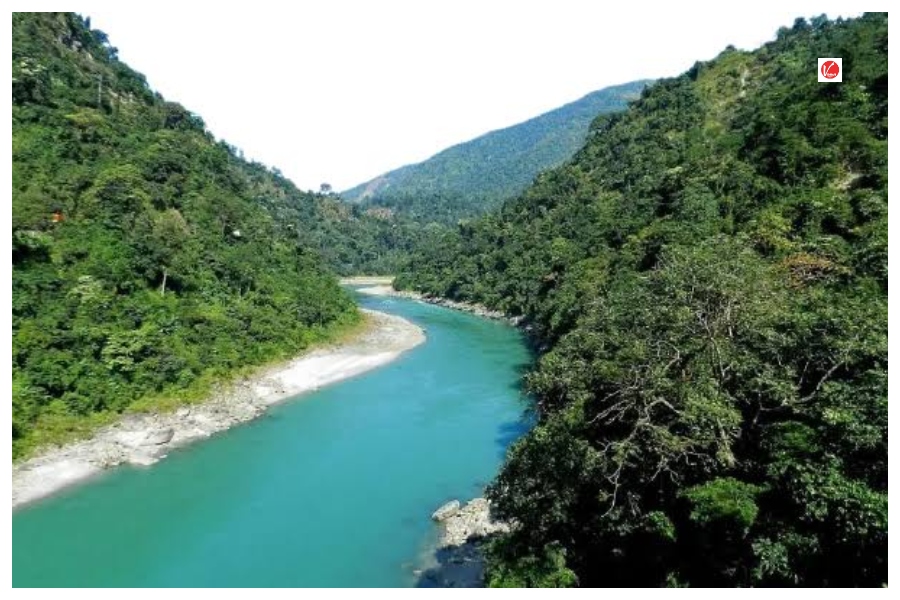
(432, 500), (461, 521)
(419, 498), (513, 588)
(112, 430), (147, 448)
(436, 497), (510, 547)
(142, 427), (175, 446)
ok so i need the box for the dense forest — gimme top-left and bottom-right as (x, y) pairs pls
(342, 81), (648, 223)
(10, 13), (407, 457)
(10, 10), (889, 588)
(397, 14), (888, 586)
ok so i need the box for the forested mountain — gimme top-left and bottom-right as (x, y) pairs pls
(11, 13), (402, 456)
(397, 14), (887, 587)
(342, 81), (649, 223)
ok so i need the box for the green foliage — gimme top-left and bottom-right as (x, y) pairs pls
(681, 478), (762, 532)
(248, 169), (434, 275)
(343, 81), (650, 222)
(12, 13), (365, 457)
(400, 13), (887, 587)
(486, 540), (578, 588)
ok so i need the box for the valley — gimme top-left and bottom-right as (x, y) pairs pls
(10, 10), (888, 589)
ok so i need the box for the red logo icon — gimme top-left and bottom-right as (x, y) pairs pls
(820, 60), (840, 79)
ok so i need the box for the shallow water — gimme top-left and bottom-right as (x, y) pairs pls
(12, 291), (534, 587)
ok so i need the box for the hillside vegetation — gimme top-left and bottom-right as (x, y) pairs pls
(11, 13), (378, 456)
(398, 14), (887, 586)
(343, 81), (649, 223)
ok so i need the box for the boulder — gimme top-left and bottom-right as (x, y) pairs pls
(142, 427), (175, 446)
(432, 500), (461, 521)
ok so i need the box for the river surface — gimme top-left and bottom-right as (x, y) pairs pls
(12, 291), (534, 587)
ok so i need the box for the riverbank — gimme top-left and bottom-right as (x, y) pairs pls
(338, 275), (395, 286)
(342, 277), (522, 326)
(12, 309), (425, 510)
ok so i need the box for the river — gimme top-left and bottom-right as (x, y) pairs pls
(12, 290), (534, 587)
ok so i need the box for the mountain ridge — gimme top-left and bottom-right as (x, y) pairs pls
(342, 80), (650, 220)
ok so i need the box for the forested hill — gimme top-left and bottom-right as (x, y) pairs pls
(397, 14), (887, 586)
(11, 12), (388, 456)
(341, 81), (649, 222)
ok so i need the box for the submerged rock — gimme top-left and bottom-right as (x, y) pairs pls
(432, 500), (461, 521)
(127, 450), (161, 466)
(417, 542), (485, 588)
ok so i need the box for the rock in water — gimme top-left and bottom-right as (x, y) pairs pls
(420, 497), (512, 587)
(432, 500), (461, 521)
(439, 498), (510, 547)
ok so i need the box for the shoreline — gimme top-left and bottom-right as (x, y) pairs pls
(12, 308), (425, 511)
(338, 275), (394, 286)
(345, 278), (523, 326)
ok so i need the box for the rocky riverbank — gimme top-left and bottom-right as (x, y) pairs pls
(417, 497), (511, 587)
(12, 309), (425, 510)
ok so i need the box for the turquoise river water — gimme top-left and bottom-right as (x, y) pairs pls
(12, 290), (534, 587)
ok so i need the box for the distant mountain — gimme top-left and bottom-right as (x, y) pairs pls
(342, 80), (650, 221)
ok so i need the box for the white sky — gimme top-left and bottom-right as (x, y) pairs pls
(63, 0), (865, 191)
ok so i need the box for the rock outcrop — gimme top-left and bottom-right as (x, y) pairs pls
(438, 497), (510, 547)
(418, 497), (512, 587)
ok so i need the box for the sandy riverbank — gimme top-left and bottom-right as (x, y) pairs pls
(12, 309), (425, 510)
(339, 276), (395, 286)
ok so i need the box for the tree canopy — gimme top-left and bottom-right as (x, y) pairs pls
(11, 13), (368, 456)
